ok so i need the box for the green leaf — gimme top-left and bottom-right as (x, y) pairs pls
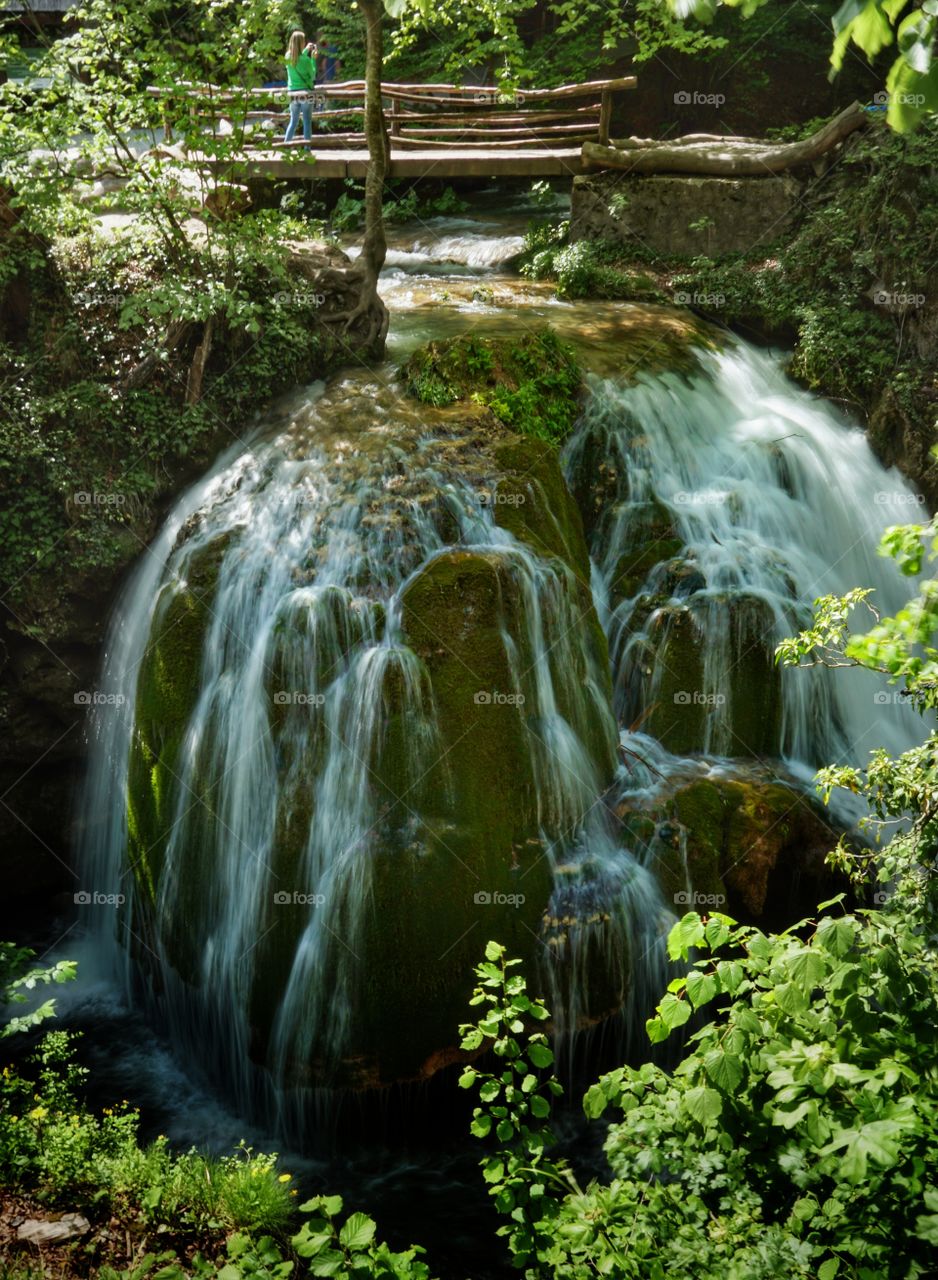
(470, 1113), (493, 1138)
(686, 971), (717, 1009)
(527, 1043), (554, 1068)
(667, 913), (706, 960)
(788, 947), (828, 991)
(658, 993), (692, 1031)
(684, 1086), (723, 1125)
(702, 1048), (743, 1092)
(818, 1259), (840, 1279)
(816, 916), (858, 957)
(339, 1213), (376, 1251)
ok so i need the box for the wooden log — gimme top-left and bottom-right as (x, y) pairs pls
(145, 75), (637, 105)
(582, 101), (867, 175)
(609, 131), (769, 149)
(399, 120), (599, 138)
(384, 106), (600, 124)
(394, 133), (597, 149)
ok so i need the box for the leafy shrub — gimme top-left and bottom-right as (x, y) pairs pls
(400, 328), (582, 444)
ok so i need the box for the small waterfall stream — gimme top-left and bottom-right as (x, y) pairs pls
(73, 200), (928, 1163)
(564, 343), (924, 780)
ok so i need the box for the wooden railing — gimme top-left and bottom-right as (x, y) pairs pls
(146, 77), (637, 152)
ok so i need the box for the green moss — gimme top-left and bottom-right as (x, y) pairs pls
(127, 537), (226, 961)
(399, 327), (583, 445)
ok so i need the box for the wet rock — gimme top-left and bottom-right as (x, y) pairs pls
(618, 773), (842, 926)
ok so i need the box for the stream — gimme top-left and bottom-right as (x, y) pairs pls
(24, 190), (929, 1278)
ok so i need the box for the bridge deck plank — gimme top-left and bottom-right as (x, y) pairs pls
(212, 145), (585, 179)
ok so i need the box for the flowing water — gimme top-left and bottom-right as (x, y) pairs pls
(52, 192), (930, 1275)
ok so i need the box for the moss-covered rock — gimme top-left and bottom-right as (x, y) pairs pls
(127, 536), (227, 952)
(618, 773), (842, 926)
(125, 406), (618, 1088)
(399, 327), (582, 445)
(628, 594), (782, 758)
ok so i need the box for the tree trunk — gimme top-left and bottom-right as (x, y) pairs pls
(334, 0), (389, 356)
(582, 102), (867, 176)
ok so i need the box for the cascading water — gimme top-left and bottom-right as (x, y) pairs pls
(564, 340), (926, 782)
(77, 203), (929, 1141)
(79, 371), (634, 1120)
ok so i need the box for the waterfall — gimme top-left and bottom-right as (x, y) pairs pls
(564, 340), (926, 782)
(78, 372), (624, 1118)
(78, 329), (928, 1124)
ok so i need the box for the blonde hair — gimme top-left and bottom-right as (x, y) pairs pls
(285, 30), (305, 65)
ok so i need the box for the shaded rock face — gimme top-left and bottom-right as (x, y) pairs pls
(615, 770), (841, 929)
(112, 370), (617, 1090)
(570, 172), (805, 258)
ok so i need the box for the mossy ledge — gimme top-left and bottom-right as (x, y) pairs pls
(399, 326), (582, 445)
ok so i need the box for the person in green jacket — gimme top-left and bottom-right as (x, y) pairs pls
(284, 30), (316, 144)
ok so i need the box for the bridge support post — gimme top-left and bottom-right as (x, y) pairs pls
(598, 88), (612, 147)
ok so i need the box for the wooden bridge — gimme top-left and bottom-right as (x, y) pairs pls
(147, 76), (637, 180)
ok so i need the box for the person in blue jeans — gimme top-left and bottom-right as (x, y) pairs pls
(284, 30), (316, 144)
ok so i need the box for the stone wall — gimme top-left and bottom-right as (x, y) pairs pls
(570, 171), (805, 258)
